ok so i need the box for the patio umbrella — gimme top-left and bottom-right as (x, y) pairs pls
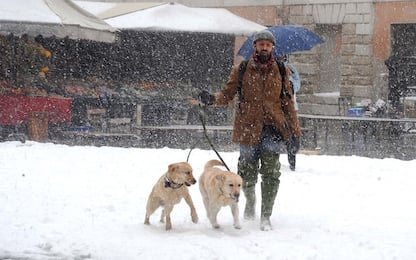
(237, 25), (324, 59)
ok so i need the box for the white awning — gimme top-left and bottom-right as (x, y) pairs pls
(74, 1), (265, 37)
(0, 0), (118, 42)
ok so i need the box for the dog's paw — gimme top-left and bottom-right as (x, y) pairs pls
(191, 210), (198, 223)
(212, 224), (220, 229)
(234, 223), (242, 229)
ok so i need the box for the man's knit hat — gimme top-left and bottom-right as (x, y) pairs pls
(253, 30), (275, 45)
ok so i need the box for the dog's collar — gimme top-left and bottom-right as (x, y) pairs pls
(164, 176), (184, 189)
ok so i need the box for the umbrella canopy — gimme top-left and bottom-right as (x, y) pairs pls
(74, 1), (266, 37)
(237, 25), (324, 59)
(0, 0), (117, 42)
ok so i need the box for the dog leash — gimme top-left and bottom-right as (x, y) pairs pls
(193, 103), (230, 171)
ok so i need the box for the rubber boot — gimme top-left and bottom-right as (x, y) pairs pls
(238, 160), (259, 220)
(242, 183), (256, 220)
(259, 151), (281, 231)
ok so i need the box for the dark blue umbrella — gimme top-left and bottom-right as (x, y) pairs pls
(237, 25), (324, 59)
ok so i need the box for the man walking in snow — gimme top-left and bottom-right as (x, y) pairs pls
(199, 30), (301, 230)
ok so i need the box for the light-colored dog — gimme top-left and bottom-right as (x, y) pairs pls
(144, 162), (198, 230)
(199, 159), (243, 229)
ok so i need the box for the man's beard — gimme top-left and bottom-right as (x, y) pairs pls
(255, 50), (271, 63)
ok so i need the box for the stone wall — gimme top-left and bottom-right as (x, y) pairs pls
(284, 2), (376, 115)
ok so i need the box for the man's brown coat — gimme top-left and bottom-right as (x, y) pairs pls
(213, 59), (302, 146)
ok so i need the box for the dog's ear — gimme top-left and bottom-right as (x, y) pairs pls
(216, 174), (226, 183)
(168, 163), (178, 173)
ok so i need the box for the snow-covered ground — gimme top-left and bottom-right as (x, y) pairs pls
(1, 141), (415, 259)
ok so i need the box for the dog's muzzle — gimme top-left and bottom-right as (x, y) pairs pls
(185, 178), (197, 186)
(230, 192), (240, 202)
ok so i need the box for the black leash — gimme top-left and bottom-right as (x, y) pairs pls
(186, 103), (230, 171)
(186, 139), (200, 163)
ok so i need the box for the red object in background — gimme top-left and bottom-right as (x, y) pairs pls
(0, 96), (72, 126)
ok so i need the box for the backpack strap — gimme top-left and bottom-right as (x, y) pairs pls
(275, 58), (291, 99)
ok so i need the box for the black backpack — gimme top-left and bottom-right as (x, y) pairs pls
(237, 58), (291, 103)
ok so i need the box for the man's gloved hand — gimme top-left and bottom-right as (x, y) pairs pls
(287, 136), (301, 154)
(198, 90), (214, 105)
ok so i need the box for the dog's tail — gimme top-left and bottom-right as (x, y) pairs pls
(204, 159), (224, 170)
